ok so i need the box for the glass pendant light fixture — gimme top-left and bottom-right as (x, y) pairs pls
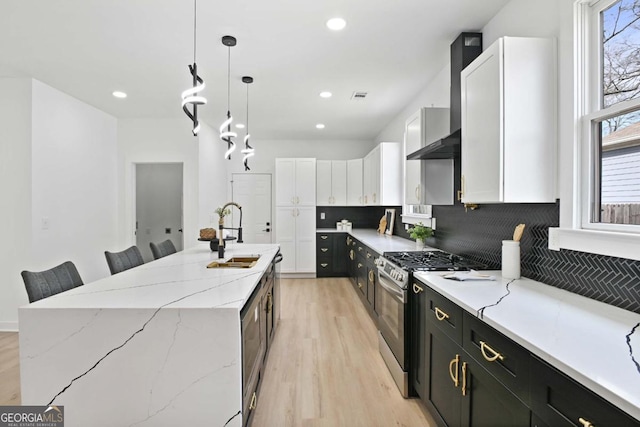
(181, 0), (206, 136)
(241, 76), (254, 171)
(219, 35), (237, 159)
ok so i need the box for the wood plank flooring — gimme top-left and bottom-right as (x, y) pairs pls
(0, 278), (435, 426)
(252, 278), (435, 426)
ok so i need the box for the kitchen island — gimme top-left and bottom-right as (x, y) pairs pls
(19, 243), (280, 427)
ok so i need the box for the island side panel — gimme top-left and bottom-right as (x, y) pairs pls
(19, 306), (242, 427)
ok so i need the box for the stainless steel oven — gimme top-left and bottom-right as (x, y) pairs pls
(375, 258), (409, 397)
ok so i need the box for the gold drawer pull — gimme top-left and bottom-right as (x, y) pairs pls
(449, 354), (460, 387)
(578, 418), (594, 427)
(358, 246), (363, 251)
(358, 281), (363, 289)
(435, 307), (449, 321)
(358, 263), (363, 268)
(321, 248), (329, 252)
(320, 235), (328, 240)
(369, 270), (375, 282)
(413, 283), (423, 294)
(249, 391), (257, 410)
(349, 250), (355, 260)
(480, 341), (505, 362)
(366, 253), (372, 258)
(461, 361), (467, 396)
(320, 263), (328, 268)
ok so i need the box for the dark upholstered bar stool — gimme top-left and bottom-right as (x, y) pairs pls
(104, 246), (144, 275)
(21, 261), (84, 303)
(150, 239), (177, 260)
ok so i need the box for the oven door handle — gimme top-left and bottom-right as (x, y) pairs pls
(377, 273), (406, 303)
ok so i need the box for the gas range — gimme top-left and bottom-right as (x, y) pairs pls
(376, 250), (488, 289)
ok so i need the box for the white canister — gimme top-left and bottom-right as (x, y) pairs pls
(501, 240), (521, 279)
(345, 222), (352, 232)
(336, 222), (343, 231)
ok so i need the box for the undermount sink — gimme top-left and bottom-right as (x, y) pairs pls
(206, 256), (260, 269)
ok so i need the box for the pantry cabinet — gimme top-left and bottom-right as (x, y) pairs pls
(316, 160), (347, 206)
(460, 37), (556, 203)
(275, 158), (316, 206)
(363, 142), (402, 206)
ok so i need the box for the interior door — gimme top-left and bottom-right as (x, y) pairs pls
(135, 163), (184, 262)
(231, 174), (272, 244)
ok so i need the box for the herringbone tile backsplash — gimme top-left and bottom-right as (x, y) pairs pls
(430, 201), (640, 314)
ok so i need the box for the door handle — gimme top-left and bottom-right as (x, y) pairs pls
(178, 229), (183, 232)
(449, 354), (460, 387)
(262, 228), (271, 232)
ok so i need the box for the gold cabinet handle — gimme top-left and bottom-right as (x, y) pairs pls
(364, 195), (368, 204)
(346, 237), (351, 245)
(349, 250), (355, 260)
(358, 246), (363, 252)
(435, 307), (449, 321)
(459, 175), (465, 201)
(268, 293), (273, 313)
(449, 354), (460, 387)
(249, 391), (257, 410)
(461, 361), (467, 396)
(358, 281), (363, 289)
(321, 248), (329, 252)
(357, 263), (363, 268)
(480, 341), (505, 362)
(415, 185), (421, 202)
(320, 263), (328, 268)
(369, 270), (375, 282)
(413, 283), (423, 294)
(578, 418), (594, 427)
(373, 193), (377, 203)
(320, 235), (328, 240)
(366, 252), (372, 259)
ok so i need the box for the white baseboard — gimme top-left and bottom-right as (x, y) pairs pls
(0, 321), (18, 332)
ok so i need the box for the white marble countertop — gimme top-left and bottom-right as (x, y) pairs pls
(413, 270), (640, 421)
(23, 243), (280, 311)
(317, 228), (432, 254)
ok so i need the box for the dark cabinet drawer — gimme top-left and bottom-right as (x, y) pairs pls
(530, 355), (640, 427)
(462, 311), (530, 405)
(426, 287), (464, 345)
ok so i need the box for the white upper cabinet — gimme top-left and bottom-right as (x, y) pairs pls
(460, 37), (556, 204)
(347, 159), (363, 206)
(275, 158), (316, 206)
(316, 160), (347, 206)
(364, 142), (402, 206)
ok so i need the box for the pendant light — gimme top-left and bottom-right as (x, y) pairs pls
(241, 76), (255, 171)
(219, 35), (237, 159)
(181, 0), (206, 136)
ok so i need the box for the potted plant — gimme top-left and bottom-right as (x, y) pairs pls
(407, 222), (433, 249)
(215, 207), (231, 225)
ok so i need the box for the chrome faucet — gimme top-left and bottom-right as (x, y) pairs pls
(218, 202), (243, 258)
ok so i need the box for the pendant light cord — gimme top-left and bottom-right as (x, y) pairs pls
(227, 47), (231, 109)
(246, 84), (249, 134)
(193, 0), (197, 63)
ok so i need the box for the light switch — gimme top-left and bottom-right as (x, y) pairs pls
(41, 217), (49, 230)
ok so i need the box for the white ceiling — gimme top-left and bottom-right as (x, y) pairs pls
(0, 0), (509, 140)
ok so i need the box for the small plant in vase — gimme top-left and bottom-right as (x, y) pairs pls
(408, 222), (433, 249)
(215, 207), (231, 225)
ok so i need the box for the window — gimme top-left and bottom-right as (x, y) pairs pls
(584, 0), (640, 230)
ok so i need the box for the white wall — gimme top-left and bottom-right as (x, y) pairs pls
(117, 119), (200, 250)
(0, 79), (119, 329)
(199, 122), (230, 229)
(0, 79), (32, 330)
(31, 80), (118, 282)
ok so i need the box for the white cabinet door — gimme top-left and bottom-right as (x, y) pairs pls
(363, 152), (373, 205)
(347, 159), (363, 206)
(404, 111), (423, 205)
(461, 37), (556, 204)
(461, 41), (502, 203)
(371, 146), (381, 205)
(295, 158), (316, 206)
(295, 207), (316, 273)
(332, 160), (347, 205)
(275, 159), (296, 206)
(316, 160), (332, 206)
(378, 142), (401, 205)
(275, 207), (296, 272)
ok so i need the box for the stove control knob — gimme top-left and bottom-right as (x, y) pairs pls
(392, 270), (398, 280)
(399, 273), (405, 282)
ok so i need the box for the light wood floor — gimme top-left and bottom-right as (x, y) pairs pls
(252, 278), (435, 426)
(0, 278), (435, 426)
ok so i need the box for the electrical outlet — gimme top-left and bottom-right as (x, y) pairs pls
(432, 218), (436, 230)
(320, 212), (325, 220)
(41, 217), (49, 230)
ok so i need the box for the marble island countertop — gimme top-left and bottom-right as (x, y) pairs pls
(19, 243), (280, 427)
(414, 270), (640, 421)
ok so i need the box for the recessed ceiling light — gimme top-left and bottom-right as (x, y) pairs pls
(326, 18), (346, 31)
(236, 123), (245, 129)
(316, 123), (326, 129)
(319, 91), (332, 98)
(112, 91), (127, 98)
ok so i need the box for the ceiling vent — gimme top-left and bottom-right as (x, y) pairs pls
(351, 91), (368, 100)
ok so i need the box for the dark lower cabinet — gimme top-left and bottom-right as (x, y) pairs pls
(316, 232), (347, 277)
(530, 355), (640, 427)
(425, 323), (529, 427)
(410, 280), (428, 399)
